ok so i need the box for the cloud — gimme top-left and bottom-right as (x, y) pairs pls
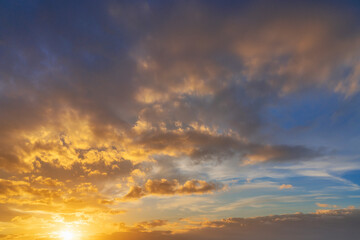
(131, 0), (360, 98)
(0, 204), (29, 222)
(132, 220), (171, 232)
(112, 219), (171, 234)
(123, 179), (223, 200)
(316, 203), (338, 208)
(92, 208), (360, 240)
(0, 0), (360, 238)
(0, 0), (353, 173)
(279, 184), (293, 190)
(136, 219), (168, 229)
(134, 129), (321, 163)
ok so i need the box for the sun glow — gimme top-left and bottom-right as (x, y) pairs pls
(59, 230), (75, 240)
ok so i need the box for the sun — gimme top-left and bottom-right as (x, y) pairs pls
(59, 230), (75, 240)
(52, 227), (83, 240)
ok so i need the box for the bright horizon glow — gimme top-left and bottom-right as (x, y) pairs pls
(59, 230), (76, 240)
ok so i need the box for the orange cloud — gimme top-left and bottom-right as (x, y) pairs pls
(316, 203), (338, 208)
(123, 179), (223, 200)
(279, 184), (293, 190)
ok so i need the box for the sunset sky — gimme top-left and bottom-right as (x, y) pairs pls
(1, 0), (360, 239)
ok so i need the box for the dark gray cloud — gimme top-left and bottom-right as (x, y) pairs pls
(135, 130), (321, 163)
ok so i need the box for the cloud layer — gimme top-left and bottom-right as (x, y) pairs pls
(123, 179), (223, 200)
(0, 0), (360, 239)
(93, 209), (360, 240)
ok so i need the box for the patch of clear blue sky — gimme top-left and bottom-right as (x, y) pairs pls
(342, 170), (360, 185)
(217, 175), (360, 216)
(260, 88), (360, 153)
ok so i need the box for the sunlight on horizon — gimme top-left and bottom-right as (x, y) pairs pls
(56, 229), (81, 240)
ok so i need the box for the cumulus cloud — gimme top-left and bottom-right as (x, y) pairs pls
(115, 219), (170, 232)
(131, 0), (360, 98)
(0, 0), (354, 174)
(279, 184), (293, 190)
(123, 179), (223, 200)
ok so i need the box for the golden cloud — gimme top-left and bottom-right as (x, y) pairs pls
(123, 179), (224, 200)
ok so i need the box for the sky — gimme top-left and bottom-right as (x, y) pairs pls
(0, 0), (360, 239)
